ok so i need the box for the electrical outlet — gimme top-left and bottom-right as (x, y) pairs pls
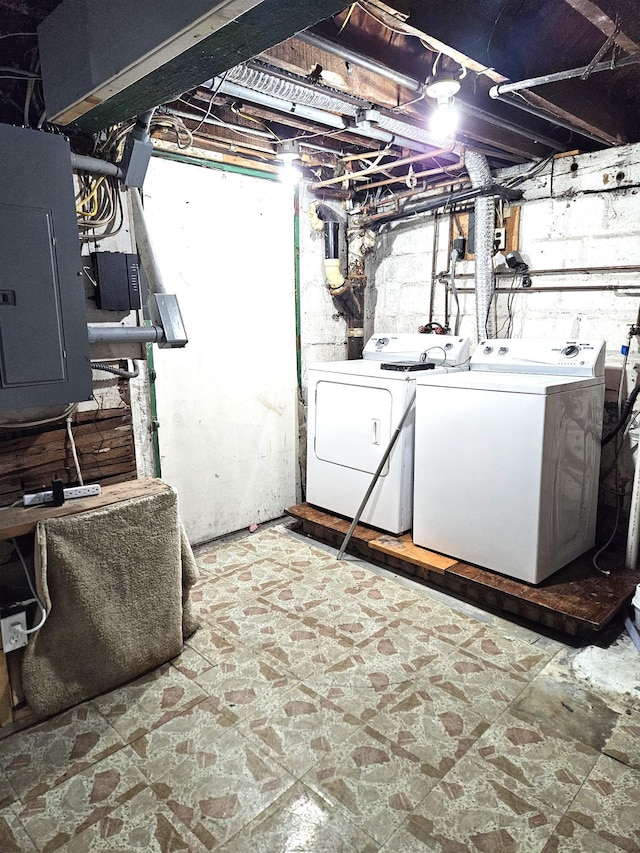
(494, 228), (507, 250)
(1, 612), (28, 651)
(23, 484), (101, 506)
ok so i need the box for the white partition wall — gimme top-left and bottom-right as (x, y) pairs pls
(143, 157), (297, 544)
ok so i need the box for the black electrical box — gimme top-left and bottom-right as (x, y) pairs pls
(91, 252), (143, 311)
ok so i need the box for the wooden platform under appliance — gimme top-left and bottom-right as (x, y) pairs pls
(286, 503), (639, 638)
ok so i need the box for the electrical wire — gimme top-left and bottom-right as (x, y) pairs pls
(66, 415), (84, 486)
(0, 403), (77, 430)
(10, 537), (48, 634)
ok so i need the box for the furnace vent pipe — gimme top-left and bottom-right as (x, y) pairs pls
(87, 325), (164, 344)
(465, 150), (495, 339)
(129, 187), (166, 295)
(70, 153), (123, 178)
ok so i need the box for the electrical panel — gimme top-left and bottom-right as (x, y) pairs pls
(91, 252), (143, 311)
(0, 125), (92, 411)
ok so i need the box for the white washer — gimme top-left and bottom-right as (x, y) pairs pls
(413, 339), (606, 584)
(306, 333), (470, 534)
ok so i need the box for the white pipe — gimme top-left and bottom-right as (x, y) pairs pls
(129, 187), (166, 295)
(625, 442), (640, 569)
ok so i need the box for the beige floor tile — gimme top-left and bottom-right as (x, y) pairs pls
(57, 786), (209, 852)
(459, 623), (552, 676)
(218, 781), (380, 852)
(471, 710), (599, 811)
(541, 814), (621, 853)
(214, 598), (305, 649)
(192, 646), (299, 721)
(566, 753), (640, 852)
(302, 724), (443, 845)
(416, 647), (530, 722)
(129, 696), (238, 780)
(303, 637), (445, 722)
(171, 645), (216, 683)
(236, 683), (362, 776)
(0, 703), (125, 805)
(0, 769), (16, 809)
(185, 624), (238, 663)
(238, 528), (331, 566)
(602, 704), (640, 772)
(90, 662), (207, 744)
(152, 726), (296, 850)
(0, 805), (37, 852)
(388, 754), (560, 852)
(15, 746), (146, 852)
(366, 687), (490, 779)
(258, 620), (356, 680)
(195, 541), (258, 576)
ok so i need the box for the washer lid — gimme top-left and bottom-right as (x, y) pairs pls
(415, 370), (605, 394)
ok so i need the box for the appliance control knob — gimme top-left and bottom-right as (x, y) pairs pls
(378, 338), (389, 346)
(498, 346), (509, 355)
(562, 344), (580, 357)
(484, 346), (493, 354)
(445, 342), (453, 349)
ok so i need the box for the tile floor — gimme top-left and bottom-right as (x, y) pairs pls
(1, 523), (639, 852)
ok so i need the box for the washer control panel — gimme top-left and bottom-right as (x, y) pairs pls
(471, 339), (605, 376)
(363, 333), (470, 367)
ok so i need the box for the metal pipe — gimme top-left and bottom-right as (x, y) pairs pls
(70, 153), (122, 178)
(298, 31), (423, 92)
(466, 150), (495, 340)
(311, 145), (454, 189)
(488, 91), (617, 146)
(359, 160), (464, 193)
(129, 187), (167, 295)
(208, 76), (432, 153)
(87, 325), (164, 344)
(298, 31), (564, 151)
(337, 389), (416, 560)
(490, 53), (640, 98)
(454, 285), (640, 292)
(448, 265), (640, 278)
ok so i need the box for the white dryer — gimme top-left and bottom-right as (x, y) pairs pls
(306, 334), (470, 534)
(412, 339), (606, 583)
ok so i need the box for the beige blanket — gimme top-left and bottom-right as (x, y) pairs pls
(21, 486), (199, 718)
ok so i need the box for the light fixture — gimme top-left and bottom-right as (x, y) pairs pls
(277, 139), (301, 185)
(425, 72), (461, 139)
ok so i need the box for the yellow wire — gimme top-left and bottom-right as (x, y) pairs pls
(338, 3), (356, 34)
(230, 103), (281, 141)
(76, 176), (105, 216)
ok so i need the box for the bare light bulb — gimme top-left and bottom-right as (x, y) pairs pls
(280, 159), (301, 186)
(431, 98), (458, 139)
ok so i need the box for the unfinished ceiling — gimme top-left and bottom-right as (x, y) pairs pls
(1, 0), (639, 200)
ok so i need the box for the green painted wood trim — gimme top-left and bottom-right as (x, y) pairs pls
(152, 149), (278, 182)
(146, 342), (162, 478)
(293, 183), (302, 389)
(73, 0), (350, 132)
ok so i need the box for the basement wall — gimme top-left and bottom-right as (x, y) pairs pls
(367, 143), (640, 399)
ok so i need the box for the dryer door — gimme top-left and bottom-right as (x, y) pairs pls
(314, 380), (392, 476)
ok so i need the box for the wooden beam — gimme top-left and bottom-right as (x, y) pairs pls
(562, 0), (640, 55)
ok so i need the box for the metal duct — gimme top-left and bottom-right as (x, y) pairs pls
(465, 150), (495, 340)
(217, 66), (451, 153)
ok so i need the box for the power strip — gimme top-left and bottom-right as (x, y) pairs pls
(23, 484), (102, 507)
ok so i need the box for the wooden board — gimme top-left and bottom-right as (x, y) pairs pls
(287, 503), (638, 637)
(0, 478), (170, 540)
(369, 533), (455, 573)
(0, 652), (12, 728)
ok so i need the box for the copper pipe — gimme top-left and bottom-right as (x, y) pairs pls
(310, 144), (455, 189)
(361, 158), (465, 192)
(340, 148), (393, 162)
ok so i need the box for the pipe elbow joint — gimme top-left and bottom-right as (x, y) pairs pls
(324, 258), (347, 295)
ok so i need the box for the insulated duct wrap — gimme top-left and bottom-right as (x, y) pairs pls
(222, 65), (444, 150)
(466, 150), (495, 339)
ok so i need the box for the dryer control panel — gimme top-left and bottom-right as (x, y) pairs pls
(363, 333), (470, 367)
(472, 338), (605, 376)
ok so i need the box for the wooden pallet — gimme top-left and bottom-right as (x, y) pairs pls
(287, 503), (639, 638)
